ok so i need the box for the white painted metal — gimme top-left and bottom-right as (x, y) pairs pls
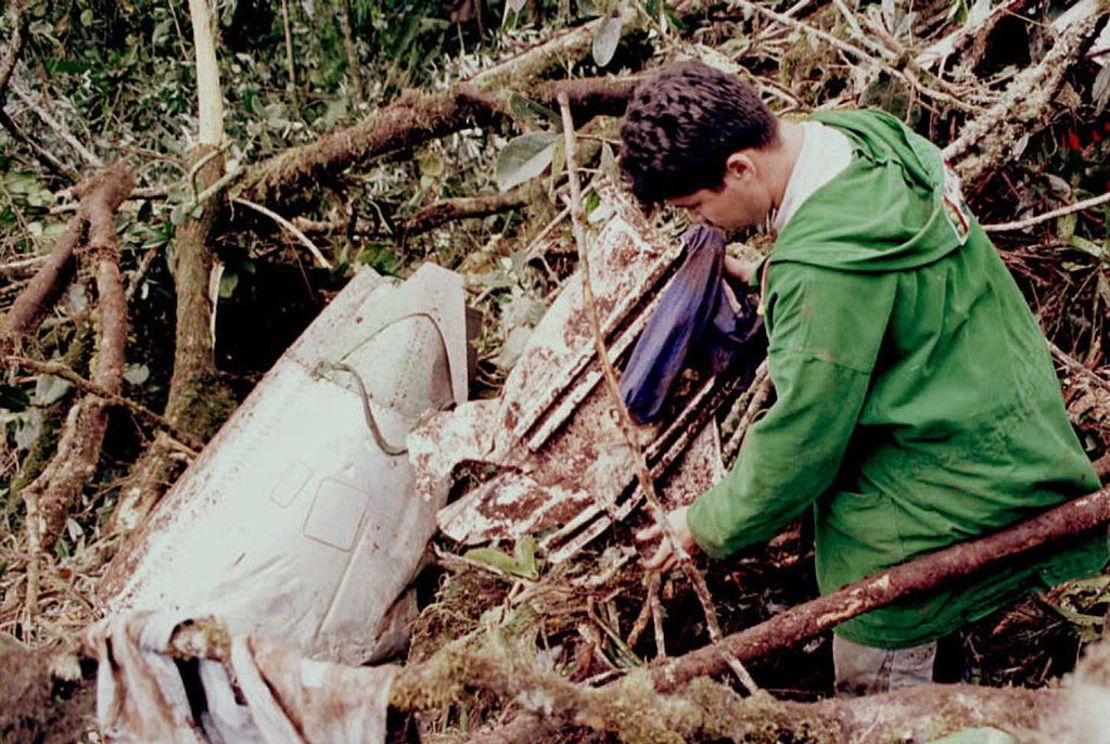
(100, 264), (468, 665)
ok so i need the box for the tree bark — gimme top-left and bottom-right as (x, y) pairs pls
(651, 485), (1110, 692)
(0, 213), (85, 354)
(0, 1), (26, 105)
(335, 0), (363, 101)
(943, 4), (1106, 183)
(111, 0), (235, 533)
(20, 161), (133, 582)
(466, 485), (1110, 740)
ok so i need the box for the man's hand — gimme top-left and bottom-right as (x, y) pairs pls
(636, 505), (699, 572)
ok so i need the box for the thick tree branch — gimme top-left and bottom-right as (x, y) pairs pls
(112, 0), (236, 534)
(943, 5), (1106, 182)
(0, 213), (85, 353)
(239, 75), (639, 209)
(651, 485), (1110, 692)
(400, 184), (530, 236)
(0, 2), (26, 105)
(238, 86), (501, 208)
(21, 161), (133, 613)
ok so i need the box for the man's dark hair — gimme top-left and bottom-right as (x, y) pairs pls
(619, 61), (778, 209)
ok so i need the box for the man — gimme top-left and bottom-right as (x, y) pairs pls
(621, 61), (1106, 696)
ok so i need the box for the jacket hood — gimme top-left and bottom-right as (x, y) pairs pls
(771, 108), (972, 272)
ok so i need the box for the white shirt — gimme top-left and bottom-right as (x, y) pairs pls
(770, 120), (854, 234)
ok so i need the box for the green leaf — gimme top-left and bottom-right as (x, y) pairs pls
(1057, 212), (1077, 241)
(600, 142), (620, 186)
(1097, 273), (1110, 308)
(464, 535), (540, 580)
(1093, 65), (1110, 116)
(1068, 235), (1103, 259)
(495, 133), (557, 192)
(123, 364), (151, 386)
(417, 149), (444, 178)
(592, 16), (624, 68)
(218, 270), (239, 299)
(33, 374), (71, 406)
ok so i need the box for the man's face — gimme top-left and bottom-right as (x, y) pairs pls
(664, 155), (772, 232)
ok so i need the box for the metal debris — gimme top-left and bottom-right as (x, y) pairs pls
(412, 187), (747, 563)
(100, 264), (469, 665)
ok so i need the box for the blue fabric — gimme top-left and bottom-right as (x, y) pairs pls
(619, 226), (765, 423)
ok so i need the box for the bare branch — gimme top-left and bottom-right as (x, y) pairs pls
(0, 109), (82, 182)
(11, 82), (103, 168)
(557, 92), (759, 694)
(5, 356), (202, 452)
(983, 191), (1110, 233)
(400, 184), (530, 236)
(231, 196), (333, 268)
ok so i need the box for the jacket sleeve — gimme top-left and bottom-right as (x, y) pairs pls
(687, 263), (896, 558)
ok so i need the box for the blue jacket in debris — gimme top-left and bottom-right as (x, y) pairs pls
(619, 225), (765, 424)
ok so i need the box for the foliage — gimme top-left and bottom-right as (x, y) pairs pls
(0, 2), (1109, 740)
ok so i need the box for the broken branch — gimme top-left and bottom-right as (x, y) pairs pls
(943, 4), (1105, 182)
(21, 161), (133, 613)
(400, 184), (530, 236)
(651, 484), (1110, 692)
(231, 196), (332, 269)
(983, 190), (1110, 233)
(0, 212), (85, 353)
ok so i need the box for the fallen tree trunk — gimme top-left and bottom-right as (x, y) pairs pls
(6, 484), (1108, 742)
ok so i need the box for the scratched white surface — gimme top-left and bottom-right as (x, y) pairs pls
(101, 265), (468, 664)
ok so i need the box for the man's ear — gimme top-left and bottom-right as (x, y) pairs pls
(723, 152), (756, 182)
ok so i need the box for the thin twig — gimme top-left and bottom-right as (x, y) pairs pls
(6, 356), (203, 452)
(0, 109), (82, 182)
(231, 197), (333, 269)
(737, 0), (977, 113)
(649, 572), (666, 659)
(124, 247), (162, 304)
(982, 191), (1110, 233)
(830, 0), (895, 61)
(12, 81), (103, 168)
(626, 575), (655, 649)
(557, 92), (758, 694)
(1048, 341), (1110, 395)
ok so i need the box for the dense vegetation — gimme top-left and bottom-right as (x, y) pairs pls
(1, 1), (1108, 741)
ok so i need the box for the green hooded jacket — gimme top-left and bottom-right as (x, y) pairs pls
(686, 108), (1107, 649)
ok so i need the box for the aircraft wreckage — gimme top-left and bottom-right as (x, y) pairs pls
(100, 185), (764, 665)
